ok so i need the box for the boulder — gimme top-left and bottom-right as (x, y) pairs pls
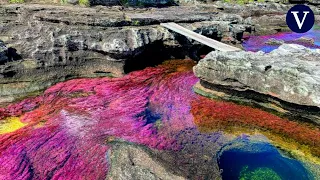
(194, 44), (320, 125)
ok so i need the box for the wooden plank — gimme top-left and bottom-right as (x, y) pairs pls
(160, 22), (241, 52)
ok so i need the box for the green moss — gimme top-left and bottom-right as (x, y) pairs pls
(79, 0), (90, 6)
(60, 0), (68, 4)
(154, 119), (162, 129)
(313, 25), (320, 31)
(132, 20), (140, 26)
(239, 166), (281, 180)
(8, 0), (24, 3)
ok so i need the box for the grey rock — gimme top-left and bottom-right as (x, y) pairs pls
(250, 14), (289, 35)
(106, 132), (224, 180)
(294, 36), (315, 45)
(265, 38), (285, 45)
(0, 4), (252, 104)
(106, 142), (185, 180)
(0, 40), (7, 63)
(215, 1), (320, 35)
(309, 0), (320, 5)
(194, 44), (320, 124)
(289, 0), (320, 5)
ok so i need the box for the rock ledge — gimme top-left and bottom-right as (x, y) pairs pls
(194, 44), (320, 124)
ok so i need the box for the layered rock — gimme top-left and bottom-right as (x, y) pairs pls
(1, 1), (319, 104)
(214, 1), (320, 35)
(106, 142), (185, 180)
(0, 4), (252, 104)
(194, 44), (320, 125)
(106, 134), (224, 180)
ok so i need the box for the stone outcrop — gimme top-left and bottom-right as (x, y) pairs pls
(289, 0), (320, 5)
(1, 1), (319, 104)
(106, 135), (224, 180)
(0, 4), (253, 104)
(106, 142), (186, 180)
(194, 44), (320, 125)
(214, 1), (320, 35)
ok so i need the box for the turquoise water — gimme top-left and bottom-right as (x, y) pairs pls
(218, 28), (320, 180)
(217, 136), (313, 180)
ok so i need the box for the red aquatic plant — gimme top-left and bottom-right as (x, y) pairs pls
(191, 97), (320, 156)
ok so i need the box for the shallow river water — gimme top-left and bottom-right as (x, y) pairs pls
(0, 30), (320, 179)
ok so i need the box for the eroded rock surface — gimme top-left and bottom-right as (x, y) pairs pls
(106, 132), (224, 180)
(106, 142), (186, 180)
(1, 2), (319, 103)
(194, 44), (320, 124)
(0, 4), (253, 104)
(214, 1), (320, 35)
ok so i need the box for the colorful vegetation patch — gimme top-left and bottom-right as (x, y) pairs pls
(0, 117), (26, 134)
(239, 166), (281, 180)
(0, 59), (319, 178)
(191, 96), (320, 163)
(243, 26), (320, 52)
(0, 60), (197, 179)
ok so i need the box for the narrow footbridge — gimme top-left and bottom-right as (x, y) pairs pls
(160, 22), (241, 52)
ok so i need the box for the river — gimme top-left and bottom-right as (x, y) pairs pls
(0, 31), (319, 179)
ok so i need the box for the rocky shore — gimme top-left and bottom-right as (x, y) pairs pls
(1, 0), (320, 104)
(194, 44), (320, 125)
(0, 4), (253, 103)
(1, 1), (320, 179)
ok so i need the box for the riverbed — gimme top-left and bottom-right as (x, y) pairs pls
(0, 31), (320, 179)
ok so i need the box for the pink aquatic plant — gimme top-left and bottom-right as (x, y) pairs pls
(0, 59), (319, 179)
(0, 60), (198, 179)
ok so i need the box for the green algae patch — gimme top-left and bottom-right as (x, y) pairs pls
(217, 135), (314, 180)
(239, 166), (281, 180)
(8, 0), (25, 3)
(79, 0), (89, 6)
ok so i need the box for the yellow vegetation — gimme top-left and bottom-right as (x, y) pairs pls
(0, 117), (26, 134)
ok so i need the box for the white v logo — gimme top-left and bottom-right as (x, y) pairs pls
(291, 11), (310, 29)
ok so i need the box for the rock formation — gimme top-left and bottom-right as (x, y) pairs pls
(106, 140), (223, 180)
(0, 1), (319, 104)
(0, 4), (253, 104)
(194, 44), (320, 125)
(215, 1), (320, 35)
(106, 142), (185, 180)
